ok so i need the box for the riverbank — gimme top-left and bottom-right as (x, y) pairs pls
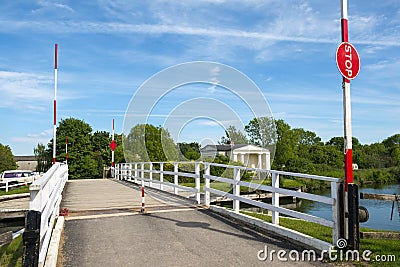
(0, 235), (23, 266)
(0, 185), (30, 196)
(243, 211), (400, 266)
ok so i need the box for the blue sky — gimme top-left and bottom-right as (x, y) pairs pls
(0, 0), (399, 156)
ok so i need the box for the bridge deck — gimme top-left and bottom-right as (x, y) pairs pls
(61, 179), (195, 215)
(59, 179), (329, 266)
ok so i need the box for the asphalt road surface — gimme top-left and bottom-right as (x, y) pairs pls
(60, 208), (330, 266)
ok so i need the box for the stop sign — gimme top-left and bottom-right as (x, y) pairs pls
(110, 140), (117, 151)
(336, 42), (360, 80)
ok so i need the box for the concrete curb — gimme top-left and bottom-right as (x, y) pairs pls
(0, 193), (30, 202)
(44, 216), (64, 267)
(209, 205), (333, 253)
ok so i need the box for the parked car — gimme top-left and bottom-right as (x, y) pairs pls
(0, 170), (39, 185)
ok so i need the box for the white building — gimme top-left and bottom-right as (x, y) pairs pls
(200, 144), (271, 170)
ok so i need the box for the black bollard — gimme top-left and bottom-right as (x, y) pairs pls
(347, 184), (360, 251)
(22, 210), (41, 267)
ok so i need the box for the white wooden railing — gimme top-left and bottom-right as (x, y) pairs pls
(29, 162), (68, 266)
(0, 176), (38, 192)
(117, 162), (201, 204)
(116, 161), (342, 246)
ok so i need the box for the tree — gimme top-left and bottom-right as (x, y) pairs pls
(0, 144), (17, 172)
(273, 119), (297, 170)
(34, 143), (51, 173)
(124, 124), (178, 162)
(178, 142), (200, 160)
(292, 128), (322, 146)
(244, 117), (276, 149)
(55, 118), (97, 179)
(92, 131), (111, 176)
(391, 147), (400, 166)
(220, 126), (248, 144)
(383, 134), (400, 148)
(383, 134), (400, 167)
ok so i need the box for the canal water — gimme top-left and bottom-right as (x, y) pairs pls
(295, 183), (400, 231)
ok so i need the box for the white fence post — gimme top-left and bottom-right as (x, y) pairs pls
(124, 163), (128, 180)
(331, 180), (340, 245)
(160, 163), (164, 191)
(134, 163), (138, 183)
(233, 167), (240, 213)
(114, 164), (118, 179)
(128, 163), (132, 181)
(174, 162), (179, 195)
(5, 180), (8, 192)
(204, 163), (210, 207)
(29, 188), (42, 212)
(272, 172), (280, 225)
(195, 162), (201, 204)
(149, 162), (153, 188)
(141, 163), (145, 183)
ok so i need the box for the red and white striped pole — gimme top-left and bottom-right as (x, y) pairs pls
(65, 136), (68, 164)
(111, 119), (115, 168)
(141, 179), (145, 213)
(52, 43), (58, 164)
(341, 0), (353, 190)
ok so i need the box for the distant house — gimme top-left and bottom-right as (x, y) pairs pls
(200, 144), (271, 170)
(14, 156), (37, 171)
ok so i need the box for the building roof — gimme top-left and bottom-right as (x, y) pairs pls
(200, 144), (268, 152)
(14, 155), (37, 161)
(213, 144), (248, 151)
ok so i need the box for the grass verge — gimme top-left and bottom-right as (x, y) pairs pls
(0, 235), (23, 267)
(242, 211), (400, 266)
(0, 186), (30, 196)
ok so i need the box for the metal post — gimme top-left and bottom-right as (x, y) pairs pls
(52, 44), (58, 165)
(65, 136), (68, 164)
(141, 163), (145, 213)
(340, 0), (355, 243)
(22, 210), (41, 267)
(348, 184), (360, 250)
(111, 119), (115, 170)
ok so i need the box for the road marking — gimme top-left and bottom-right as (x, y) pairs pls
(65, 207), (207, 221)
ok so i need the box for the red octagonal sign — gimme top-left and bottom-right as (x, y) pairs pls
(336, 42), (360, 80)
(110, 140), (117, 151)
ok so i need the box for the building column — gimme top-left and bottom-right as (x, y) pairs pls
(233, 152), (238, 162)
(258, 153), (262, 169)
(240, 153), (245, 165)
(265, 152), (271, 170)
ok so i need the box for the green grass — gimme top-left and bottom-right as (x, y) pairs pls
(0, 186), (30, 196)
(0, 235), (23, 267)
(242, 211), (400, 266)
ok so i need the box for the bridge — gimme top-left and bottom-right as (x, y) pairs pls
(20, 161), (343, 266)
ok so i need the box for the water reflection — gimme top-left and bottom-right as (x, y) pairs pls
(294, 184), (400, 231)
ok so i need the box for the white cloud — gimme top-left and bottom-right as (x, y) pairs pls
(32, 0), (75, 14)
(0, 71), (53, 110)
(12, 128), (53, 144)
